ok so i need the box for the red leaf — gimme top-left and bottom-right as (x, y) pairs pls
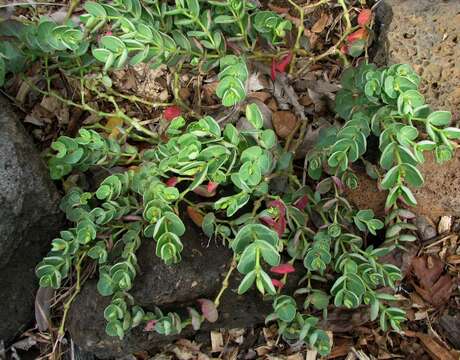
(271, 263), (295, 274)
(207, 181), (218, 193)
(331, 176), (345, 193)
(358, 9), (372, 27)
(294, 195), (309, 210)
(340, 44), (349, 54)
(260, 215), (277, 228)
(271, 59), (277, 81)
(193, 185), (217, 198)
(187, 206), (204, 227)
(347, 28), (368, 43)
(271, 279), (284, 289)
(268, 199), (286, 217)
(273, 215), (286, 238)
(163, 106), (181, 121)
(275, 52), (293, 73)
(143, 319), (156, 332)
(165, 177), (178, 187)
(197, 298), (218, 323)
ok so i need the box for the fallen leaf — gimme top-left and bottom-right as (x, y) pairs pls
(311, 12), (330, 33)
(248, 91), (271, 103)
(34, 287), (54, 332)
(411, 255), (453, 306)
(412, 255), (444, 289)
(272, 111), (298, 139)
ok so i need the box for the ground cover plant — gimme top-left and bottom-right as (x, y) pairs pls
(0, 0), (458, 357)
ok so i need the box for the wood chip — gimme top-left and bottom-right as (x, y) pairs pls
(415, 332), (457, 360)
(210, 331), (223, 353)
(438, 216), (452, 234)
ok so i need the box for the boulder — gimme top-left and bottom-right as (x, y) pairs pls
(374, 0), (460, 120)
(348, 0), (460, 221)
(68, 216), (283, 358)
(347, 152), (460, 221)
(0, 96), (63, 343)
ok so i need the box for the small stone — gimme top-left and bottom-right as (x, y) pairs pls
(416, 216), (437, 242)
(272, 111), (298, 139)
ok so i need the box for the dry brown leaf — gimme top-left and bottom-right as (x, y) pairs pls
(272, 111), (298, 139)
(311, 13), (330, 33)
(411, 255), (444, 289)
(34, 287), (54, 332)
(248, 91), (271, 103)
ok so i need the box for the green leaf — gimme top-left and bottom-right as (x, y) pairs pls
(238, 270), (256, 294)
(443, 127), (460, 139)
(380, 165), (400, 190)
(260, 129), (277, 149)
(232, 224), (278, 254)
(259, 270), (276, 295)
(246, 103), (264, 129)
(348, 39), (366, 57)
(214, 15), (234, 24)
(401, 163), (424, 187)
(101, 36), (126, 52)
(427, 111), (451, 127)
(202, 213), (215, 237)
(84, 1), (107, 17)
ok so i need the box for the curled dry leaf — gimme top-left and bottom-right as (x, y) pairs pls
(35, 287), (54, 331)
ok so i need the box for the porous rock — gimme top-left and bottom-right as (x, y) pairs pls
(347, 152), (460, 221)
(0, 96), (63, 343)
(374, 0), (460, 120)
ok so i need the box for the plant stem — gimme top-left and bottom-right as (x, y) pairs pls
(65, 0), (80, 21)
(58, 252), (86, 337)
(287, 0), (304, 74)
(337, 0), (352, 32)
(213, 256), (237, 308)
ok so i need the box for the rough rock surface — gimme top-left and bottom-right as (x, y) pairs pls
(68, 216), (283, 358)
(0, 96), (63, 343)
(374, 0), (460, 120)
(347, 152), (460, 220)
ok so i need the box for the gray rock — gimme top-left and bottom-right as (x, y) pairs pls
(0, 96), (63, 343)
(374, 0), (460, 120)
(68, 216), (282, 358)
